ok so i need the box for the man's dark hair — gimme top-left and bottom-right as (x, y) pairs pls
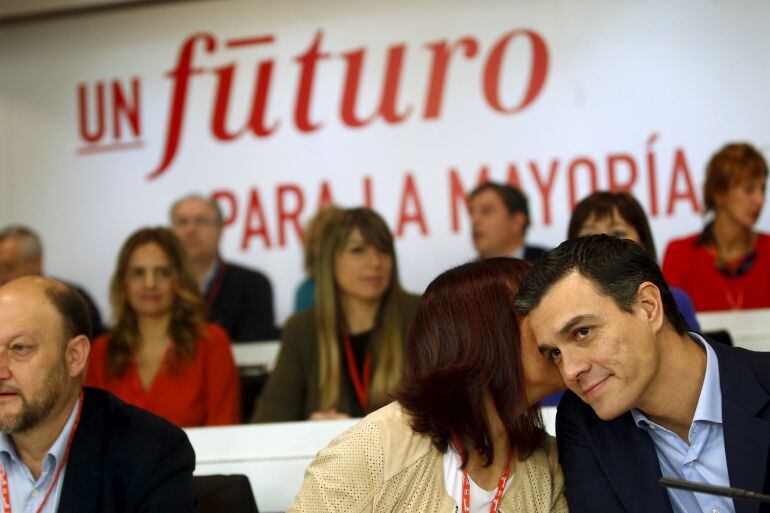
(470, 181), (531, 230)
(516, 235), (688, 334)
(45, 283), (93, 342)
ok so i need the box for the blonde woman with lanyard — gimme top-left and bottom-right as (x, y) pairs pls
(254, 208), (420, 421)
(290, 259), (566, 513)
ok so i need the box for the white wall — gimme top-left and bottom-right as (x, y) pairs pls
(0, 92), (9, 225)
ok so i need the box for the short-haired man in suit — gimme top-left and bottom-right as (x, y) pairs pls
(171, 193), (278, 342)
(468, 182), (546, 263)
(517, 235), (770, 513)
(0, 225), (104, 337)
(0, 276), (195, 512)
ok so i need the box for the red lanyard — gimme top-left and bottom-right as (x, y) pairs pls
(342, 333), (372, 411)
(0, 390), (84, 513)
(453, 435), (513, 513)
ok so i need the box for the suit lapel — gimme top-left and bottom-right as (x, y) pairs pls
(713, 343), (770, 513)
(57, 389), (105, 513)
(588, 413), (675, 513)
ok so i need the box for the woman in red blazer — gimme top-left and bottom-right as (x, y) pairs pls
(86, 227), (240, 427)
(663, 143), (770, 311)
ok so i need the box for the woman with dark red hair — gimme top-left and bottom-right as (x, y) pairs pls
(289, 258), (566, 513)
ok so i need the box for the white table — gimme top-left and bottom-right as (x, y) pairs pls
(186, 407), (557, 513)
(231, 340), (281, 371)
(697, 309), (770, 352)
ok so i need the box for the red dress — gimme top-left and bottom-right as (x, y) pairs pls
(85, 323), (241, 427)
(662, 232), (770, 312)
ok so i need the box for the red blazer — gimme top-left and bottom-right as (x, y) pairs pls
(85, 323), (240, 427)
(662, 232), (770, 312)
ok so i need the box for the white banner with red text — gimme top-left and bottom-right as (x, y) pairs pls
(1, 0), (769, 322)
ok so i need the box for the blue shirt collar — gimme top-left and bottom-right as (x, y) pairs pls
(632, 332), (722, 428)
(201, 257), (221, 294)
(689, 332), (722, 424)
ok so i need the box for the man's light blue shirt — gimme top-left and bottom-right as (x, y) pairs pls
(0, 396), (81, 513)
(631, 333), (735, 513)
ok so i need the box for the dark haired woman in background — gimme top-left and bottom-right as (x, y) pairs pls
(569, 191), (700, 331)
(289, 258), (566, 513)
(86, 227), (240, 427)
(663, 143), (770, 311)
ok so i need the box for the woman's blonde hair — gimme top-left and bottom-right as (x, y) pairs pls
(107, 227), (206, 377)
(314, 208), (405, 411)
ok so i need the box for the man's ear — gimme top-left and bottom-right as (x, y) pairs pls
(65, 335), (91, 378)
(637, 281), (665, 333)
(511, 211), (527, 235)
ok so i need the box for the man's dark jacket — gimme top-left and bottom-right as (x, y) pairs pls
(556, 339), (770, 513)
(57, 387), (195, 513)
(206, 261), (278, 342)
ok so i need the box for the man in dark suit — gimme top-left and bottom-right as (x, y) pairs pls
(468, 181), (546, 263)
(0, 225), (105, 336)
(171, 194), (277, 342)
(0, 276), (195, 512)
(517, 235), (770, 513)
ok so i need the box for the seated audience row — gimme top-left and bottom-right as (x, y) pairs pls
(0, 145), (770, 513)
(4, 141), (768, 435)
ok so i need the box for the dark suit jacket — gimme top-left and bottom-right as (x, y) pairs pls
(193, 475), (259, 513)
(57, 387), (195, 513)
(556, 339), (770, 513)
(206, 261), (277, 342)
(523, 244), (547, 263)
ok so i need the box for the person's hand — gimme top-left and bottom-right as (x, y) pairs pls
(308, 409), (351, 421)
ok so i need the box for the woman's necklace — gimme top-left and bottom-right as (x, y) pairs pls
(711, 231), (756, 309)
(711, 231), (757, 278)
